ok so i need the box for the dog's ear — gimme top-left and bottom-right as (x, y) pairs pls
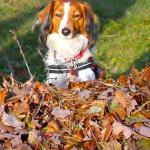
(38, 2), (54, 48)
(82, 3), (99, 47)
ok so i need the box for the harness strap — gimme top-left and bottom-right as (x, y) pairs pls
(46, 60), (94, 74)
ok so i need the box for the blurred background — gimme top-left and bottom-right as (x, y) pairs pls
(0, 0), (150, 82)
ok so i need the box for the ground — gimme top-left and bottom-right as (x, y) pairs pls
(0, 0), (150, 81)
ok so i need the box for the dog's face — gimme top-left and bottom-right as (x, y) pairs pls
(38, 0), (99, 47)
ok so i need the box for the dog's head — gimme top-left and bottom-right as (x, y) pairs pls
(38, 0), (99, 47)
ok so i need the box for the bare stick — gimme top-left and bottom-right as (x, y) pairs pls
(9, 29), (33, 79)
(37, 48), (45, 60)
(32, 93), (45, 121)
(133, 100), (150, 114)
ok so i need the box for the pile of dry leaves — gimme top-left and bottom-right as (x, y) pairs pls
(0, 67), (150, 150)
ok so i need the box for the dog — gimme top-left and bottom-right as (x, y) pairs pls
(35, 0), (99, 87)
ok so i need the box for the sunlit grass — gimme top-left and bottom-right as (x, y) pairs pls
(0, 0), (149, 81)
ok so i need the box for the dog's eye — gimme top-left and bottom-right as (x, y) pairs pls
(56, 12), (62, 17)
(73, 14), (80, 19)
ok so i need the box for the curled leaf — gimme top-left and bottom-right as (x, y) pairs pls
(139, 126), (150, 138)
(2, 112), (24, 129)
(51, 107), (73, 119)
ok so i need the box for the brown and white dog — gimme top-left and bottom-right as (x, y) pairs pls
(35, 0), (99, 87)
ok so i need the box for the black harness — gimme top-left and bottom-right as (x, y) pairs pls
(46, 59), (94, 76)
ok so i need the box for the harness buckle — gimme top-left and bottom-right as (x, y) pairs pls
(66, 59), (78, 76)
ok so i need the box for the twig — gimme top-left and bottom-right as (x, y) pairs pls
(133, 100), (150, 114)
(99, 81), (115, 87)
(9, 29), (33, 79)
(32, 93), (45, 120)
(37, 48), (45, 60)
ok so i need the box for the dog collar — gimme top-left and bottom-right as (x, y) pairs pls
(64, 45), (91, 62)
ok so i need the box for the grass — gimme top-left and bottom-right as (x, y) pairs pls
(93, 0), (150, 78)
(0, 0), (150, 82)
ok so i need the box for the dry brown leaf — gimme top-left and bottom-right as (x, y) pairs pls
(11, 134), (22, 148)
(113, 107), (126, 120)
(51, 107), (73, 119)
(93, 126), (102, 140)
(0, 122), (15, 132)
(139, 126), (150, 138)
(131, 67), (146, 86)
(103, 140), (122, 150)
(0, 105), (4, 117)
(64, 143), (75, 150)
(11, 144), (33, 150)
(118, 75), (128, 86)
(12, 86), (30, 96)
(13, 96), (30, 115)
(103, 124), (112, 141)
(83, 141), (97, 150)
(0, 66), (150, 149)
(113, 91), (131, 108)
(49, 133), (61, 145)
(142, 67), (150, 81)
(112, 121), (133, 139)
(2, 112), (24, 129)
(126, 99), (138, 115)
(28, 130), (41, 146)
(73, 131), (83, 142)
(83, 130), (92, 141)
(46, 120), (60, 133)
(4, 140), (12, 150)
(34, 81), (49, 93)
(78, 89), (91, 99)
(0, 89), (7, 105)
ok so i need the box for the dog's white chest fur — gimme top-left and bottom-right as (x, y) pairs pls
(45, 33), (95, 87)
(45, 33), (93, 65)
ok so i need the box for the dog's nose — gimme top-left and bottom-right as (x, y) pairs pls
(62, 28), (71, 36)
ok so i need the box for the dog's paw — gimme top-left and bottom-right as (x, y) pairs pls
(78, 68), (95, 81)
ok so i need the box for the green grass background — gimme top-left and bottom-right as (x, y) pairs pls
(0, 0), (150, 81)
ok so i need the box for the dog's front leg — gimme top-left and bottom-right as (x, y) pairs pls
(78, 68), (95, 81)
